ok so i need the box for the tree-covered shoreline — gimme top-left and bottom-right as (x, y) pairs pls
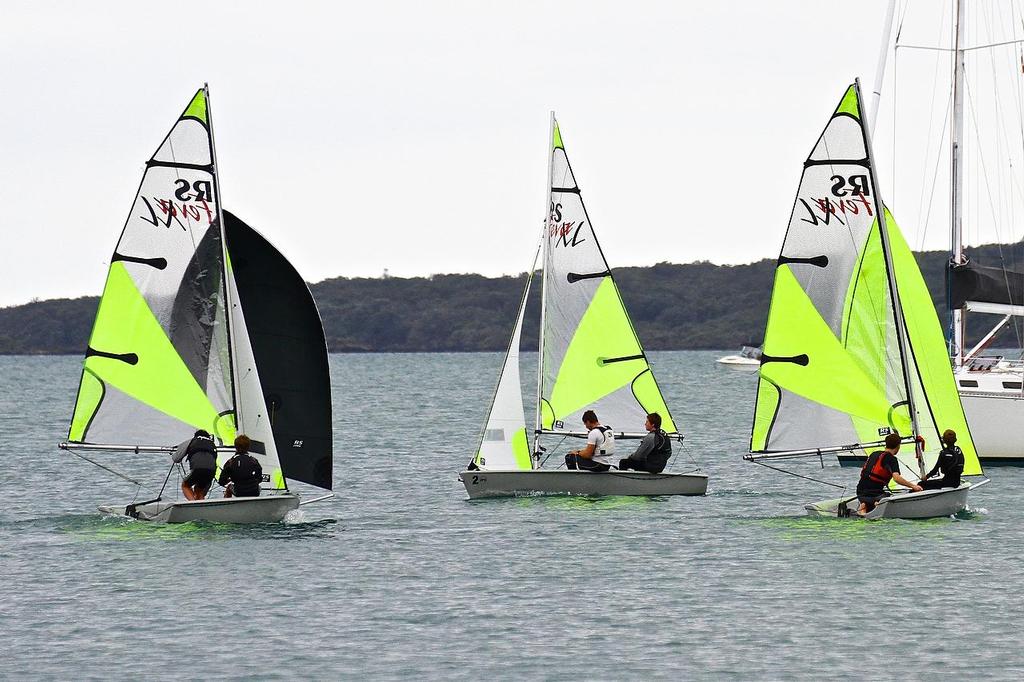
(4, 243), (1024, 355)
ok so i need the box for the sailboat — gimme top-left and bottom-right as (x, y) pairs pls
(58, 86), (333, 523)
(459, 114), (708, 499)
(744, 81), (986, 519)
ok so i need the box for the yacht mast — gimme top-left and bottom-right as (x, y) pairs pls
(869, 0), (897, 133)
(951, 0), (967, 365)
(532, 112), (555, 467)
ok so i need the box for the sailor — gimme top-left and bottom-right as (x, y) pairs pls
(172, 429), (218, 501)
(218, 435), (263, 498)
(856, 432), (923, 515)
(618, 412), (672, 474)
(919, 429), (965, 490)
(565, 410), (614, 472)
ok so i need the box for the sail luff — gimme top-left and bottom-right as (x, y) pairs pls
(856, 78), (924, 477)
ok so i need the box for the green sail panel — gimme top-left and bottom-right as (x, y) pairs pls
(539, 116), (678, 436)
(67, 87), (236, 447)
(886, 209), (982, 475)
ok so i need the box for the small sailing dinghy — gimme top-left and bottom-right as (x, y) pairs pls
(459, 114), (708, 499)
(743, 81), (986, 519)
(59, 86), (333, 523)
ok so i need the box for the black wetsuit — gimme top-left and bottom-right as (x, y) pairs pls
(218, 453), (263, 497)
(856, 450), (901, 505)
(920, 444), (964, 490)
(182, 435), (217, 490)
(618, 429), (672, 473)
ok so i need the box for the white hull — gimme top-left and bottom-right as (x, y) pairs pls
(459, 469), (708, 499)
(959, 389), (1024, 464)
(99, 493), (300, 524)
(716, 356), (760, 371)
(804, 483), (971, 520)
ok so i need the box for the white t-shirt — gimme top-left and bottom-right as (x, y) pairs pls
(587, 426), (615, 465)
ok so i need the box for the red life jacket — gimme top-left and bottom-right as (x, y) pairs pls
(862, 450), (893, 486)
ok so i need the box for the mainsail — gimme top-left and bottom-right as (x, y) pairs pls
(68, 88), (236, 447)
(65, 87), (303, 485)
(538, 116), (676, 438)
(749, 82), (981, 477)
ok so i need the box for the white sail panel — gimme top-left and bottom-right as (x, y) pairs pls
(68, 89), (236, 449)
(539, 118), (677, 436)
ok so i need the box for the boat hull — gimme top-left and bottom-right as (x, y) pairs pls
(804, 483), (970, 520)
(959, 390), (1024, 464)
(716, 356), (760, 371)
(99, 494), (300, 524)
(459, 469), (708, 499)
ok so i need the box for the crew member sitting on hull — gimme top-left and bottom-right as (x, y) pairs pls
(172, 429), (218, 501)
(856, 432), (923, 515)
(618, 412), (672, 474)
(919, 429), (965, 490)
(218, 435), (263, 498)
(565, 410), (614, 473)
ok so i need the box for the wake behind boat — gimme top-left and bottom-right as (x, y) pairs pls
(59, 86), (333, 523)
(461, 113), (707, 499)
(742, 81), (986, 520)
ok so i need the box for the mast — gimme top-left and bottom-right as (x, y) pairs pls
(532, 111), (555, 467)
(205, 83), (242, 439)
(869, 0), (897, 133)
(951, 0), (967, 365)
(858, 79), (925, 478)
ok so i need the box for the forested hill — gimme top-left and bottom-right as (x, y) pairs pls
(3, 243), (1024, 354)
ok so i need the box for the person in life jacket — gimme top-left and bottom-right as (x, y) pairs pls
(565, 410), (615, 472)
(171, 429), (218, 501)
(919, 429), (966, 490)
(856, 432), (923, 515)
(618, 412), (672, 474)
(218, 434), (264, 498)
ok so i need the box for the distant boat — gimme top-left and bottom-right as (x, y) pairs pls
(743, 80), (985, 519)
(59, 86), (333, 523)
(716, 346), (761, 371)
(459, 113), (707, 498)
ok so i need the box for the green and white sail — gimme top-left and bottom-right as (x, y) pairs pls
(749, 82), (981, 477)
(471, 251), (538, 471)
(538, 115), (676, 438)
(66, 87), (286, 487)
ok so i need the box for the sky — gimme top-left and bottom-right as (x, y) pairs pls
(2, 1), (1022, 308)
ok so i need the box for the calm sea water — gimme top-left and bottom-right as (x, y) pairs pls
(1, 351), (1021, 680)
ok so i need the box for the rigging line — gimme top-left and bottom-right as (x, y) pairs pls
(539, 434), (569, 468)
(913, 22), (954, 251)
(750, 459), (847, 490)
(63, 448), (146, 487)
